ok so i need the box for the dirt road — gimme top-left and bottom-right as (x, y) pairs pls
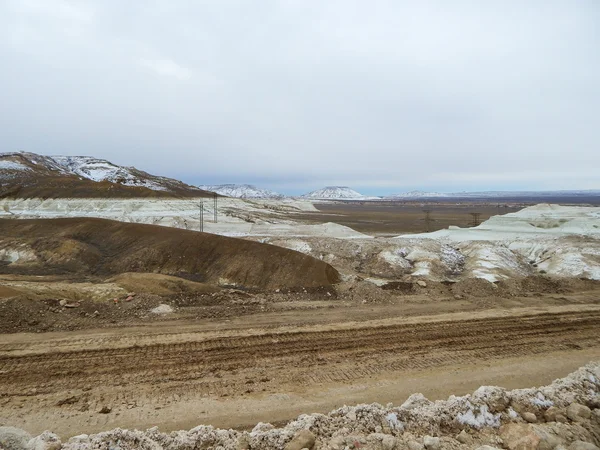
(1, 302), (599, 437)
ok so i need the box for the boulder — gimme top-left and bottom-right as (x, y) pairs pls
(0, 427), (32, 450)
(381, 435), (396, 450)
(423, 436), (440, 450)
(456, 430), (473, 445)
(27, 432), (62, 450)
(522, 412), (537, 423)
(499, 423), (540, 450)
(284, 430), (316, 450)
(407, 440), (424, 450)
(567, 403), (592, 422)
(568, 441), (599, 450)
(544, 406), (562, 422)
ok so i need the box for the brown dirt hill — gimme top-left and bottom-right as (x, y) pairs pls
(0, 218), (340, 290)
(0, 152), (214, 199)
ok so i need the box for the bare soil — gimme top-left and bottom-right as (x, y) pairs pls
(1, 283), (599, 437)
(0, 218), (339, 290)
(298, 202), (524, 235)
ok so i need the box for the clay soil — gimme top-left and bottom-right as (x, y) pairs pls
(1, 277), (599, 438)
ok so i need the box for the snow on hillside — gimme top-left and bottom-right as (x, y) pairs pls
(0, 160), (30, 171)
(0, 152), (206, 196)
(303, 186), (367, 199)
(51, 156), (168, 190)
(200, 184), (284, 199)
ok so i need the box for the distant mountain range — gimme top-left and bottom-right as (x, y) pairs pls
(0, 152), (211, 198)
(2, 152), (599, 200)
(387, 190), (600, 199)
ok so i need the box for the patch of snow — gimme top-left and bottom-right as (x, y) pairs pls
(530, 392), (553, 407)
(282, 240), (312, 254)
(385, 412), (403, 431)
(379, 248), (411, 267)
(456, 403), (501, 428)
(0, 160), (30, 171)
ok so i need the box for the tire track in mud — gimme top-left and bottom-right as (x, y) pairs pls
(1, 310), (599, 397)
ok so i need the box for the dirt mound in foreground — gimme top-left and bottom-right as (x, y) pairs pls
(0, 218), (339, 290)
(10, 363), (599, 449)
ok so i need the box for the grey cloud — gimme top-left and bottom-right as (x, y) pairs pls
(1, 0), (599, 194)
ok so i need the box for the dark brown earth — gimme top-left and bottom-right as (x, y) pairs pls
(0, 218), (339, 290)
(298, 202), (524, 235)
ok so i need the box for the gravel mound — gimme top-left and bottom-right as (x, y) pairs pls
(16, 362), (599, 449)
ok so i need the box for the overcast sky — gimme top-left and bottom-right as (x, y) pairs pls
(1, 1), (599, 195)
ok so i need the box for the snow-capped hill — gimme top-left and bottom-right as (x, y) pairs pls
(200, 184), (284, 199)
(0, 151), (210, 198)
(303, 186), (366, 199)
(51, 156), (169, 191)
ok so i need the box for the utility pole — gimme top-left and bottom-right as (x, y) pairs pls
(469, 212), (481, 227)
(213, 192), (217, 223)
(199, 201), (204, 232)
(422, 209), (433, 232)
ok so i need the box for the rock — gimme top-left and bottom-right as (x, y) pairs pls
(0, 426), (32, 450)
(454, 294), (463, 300)
(568, 442), (599, 450)
(327, 436), (346, 450)
(151, 304), (174, 314)
(59, 299), (67, 306)
(476, 447), (502, 450)
(98, 406), (112, 414)
(381, 435), (396, 450)
(567, 403), (591, 422)
(423, 436), (440, 450)
(456, 430), (473, 445)
(284, 430), (316, 450)
(27, 431), (62, 450)
(236, 435), (251, 450)
(407, 441), (424, 450)
(522, 412), (537, 423)
(556, 414), (568, 423)
(499, 423), (540, 450)
(544, 406), (562, 422)
(534, 427), (563, 450)
(416, 280), (427, 287)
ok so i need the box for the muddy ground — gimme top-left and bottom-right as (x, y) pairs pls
(0, 272), (599, 438)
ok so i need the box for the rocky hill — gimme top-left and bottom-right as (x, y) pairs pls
(0, 152), (211, 198)
(303, 186), (368, 199)
(200, 183), (284, 199)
